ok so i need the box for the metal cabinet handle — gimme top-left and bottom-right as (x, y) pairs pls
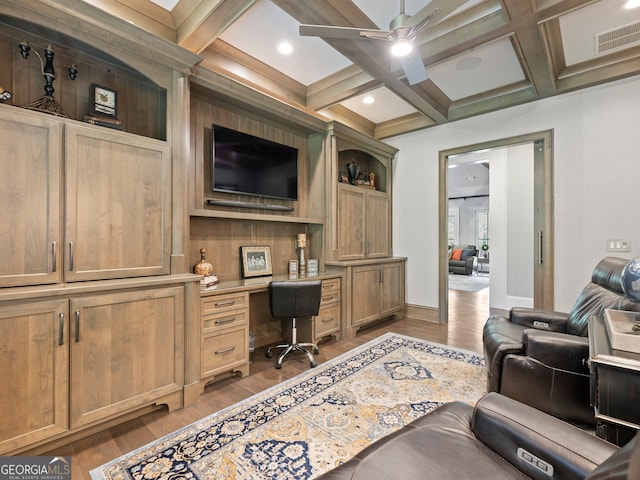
(538, 230), (544, 265)
(51, 241), (57, 273)
(68, 241), (74, 271)
(215, 300), (236, 307)
(214, 346), (236, 355)
(74, 310), (80, 342)
(322, 317), (334, 323)
(322, 295), (336, 302)
(214, 316), (236, 326)
(58, 313), (65, 346)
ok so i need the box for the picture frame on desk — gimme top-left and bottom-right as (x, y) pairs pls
(241, 246), (273, 278)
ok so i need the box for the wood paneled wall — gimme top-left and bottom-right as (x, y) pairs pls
(189, 217), (321, 280)
(190, 89), (311, 217)
(0, 20), (166, 140)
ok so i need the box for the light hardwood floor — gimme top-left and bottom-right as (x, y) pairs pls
(47, 287), (491, 478)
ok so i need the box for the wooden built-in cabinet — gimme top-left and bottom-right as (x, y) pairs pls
(337, 185), (389, 260)
(290, 277), (342, 344)
(0, 107), (62, 287)
(0, 279), (196, 455)
(199, 291), (250, 390)
(65, 124), (171, 281)
(328, 257), (405, 340)
(0, 2), (201, 455)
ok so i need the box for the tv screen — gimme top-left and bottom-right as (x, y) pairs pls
(212, 124), (298, 201)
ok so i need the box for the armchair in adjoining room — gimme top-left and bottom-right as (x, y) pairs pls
(483, 256), (640, 425)
(448, 244), (478, 275)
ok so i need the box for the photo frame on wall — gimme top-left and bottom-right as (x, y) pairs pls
(241, 246), (273, 278)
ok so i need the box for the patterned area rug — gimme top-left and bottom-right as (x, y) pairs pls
(91, 333), (486, 480)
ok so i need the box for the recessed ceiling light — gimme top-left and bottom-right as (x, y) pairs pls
(391, 41), (412, 57)
(626, 0), (640, 8)
(362, 95), (375, 104)
(278, 42), (294, 55)
(455, 56), (482, 71)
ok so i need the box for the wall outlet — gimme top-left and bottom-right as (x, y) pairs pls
(607, 239), (631, 252)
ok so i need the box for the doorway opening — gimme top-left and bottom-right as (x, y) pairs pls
(439, 131), (554, 324)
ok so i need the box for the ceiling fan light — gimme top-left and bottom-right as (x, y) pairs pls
(391, 41), (412, 57)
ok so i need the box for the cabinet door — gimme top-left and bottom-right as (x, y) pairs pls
(337, 185), (365, 260)
(0, 300), (68, 453)
(379, 262), (404, 318)
(351, 265), (381, 326)
(69, 287), (183, 428)
(65, 125), (171, 282)
(365, 191), (389, 258)
(0, 108), (62, 287)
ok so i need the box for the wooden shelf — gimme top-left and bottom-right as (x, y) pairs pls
(189, 208), (323, 225)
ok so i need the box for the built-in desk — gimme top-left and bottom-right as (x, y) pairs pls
(197, 273), (342, 391)
(588, 314), (640, 446)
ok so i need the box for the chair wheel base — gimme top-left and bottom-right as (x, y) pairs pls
(310, 361), (317, 368)
(275, 363), (282, 369)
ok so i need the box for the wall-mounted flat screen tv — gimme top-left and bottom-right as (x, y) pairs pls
(212, 124), (298, 201)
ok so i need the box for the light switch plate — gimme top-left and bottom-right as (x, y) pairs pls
(607, 239), (631, 252)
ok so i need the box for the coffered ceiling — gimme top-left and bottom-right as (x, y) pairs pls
(83, 0), (640, 139)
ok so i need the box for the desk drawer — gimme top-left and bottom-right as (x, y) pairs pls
(202, 309), (248, 333)
(202, 328), (248, 375)
(321, 278), (341, 306)
(201, 292), (248, 315)
(316, 303), (340, 337)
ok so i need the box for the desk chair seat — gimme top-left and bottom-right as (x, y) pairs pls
(267, 280), (322, 369)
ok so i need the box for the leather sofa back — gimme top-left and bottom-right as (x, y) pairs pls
(566, 257), (639, 336)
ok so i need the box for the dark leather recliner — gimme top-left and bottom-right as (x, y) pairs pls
(483, 256), (639, 425)
(316, 392), (638, 480)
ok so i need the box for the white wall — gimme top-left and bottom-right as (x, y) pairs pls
(388, 75), (640, 314)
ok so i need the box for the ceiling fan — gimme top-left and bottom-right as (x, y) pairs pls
(299, 0), (466, 85)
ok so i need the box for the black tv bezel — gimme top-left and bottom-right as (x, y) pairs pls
(211, 124), (299, 202)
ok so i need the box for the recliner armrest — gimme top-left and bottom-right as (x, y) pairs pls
(472, 393), (616, 480)
(523, 330), (589, 372)
(510, 307), (569, 332)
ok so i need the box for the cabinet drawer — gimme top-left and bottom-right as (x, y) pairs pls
(321, 278), (341, 306)
(202, 309), (248, 333)
(316, 303), (341, 337)
(202, 329), (247, 375)
(201, 292), (248, 315)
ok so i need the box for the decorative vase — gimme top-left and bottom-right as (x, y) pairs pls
(346, 162), (360, 185)
(194, 248), (214, 277)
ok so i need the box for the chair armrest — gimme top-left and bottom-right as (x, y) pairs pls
(523, 330), (589, 372)
(472, 393), (617, 480)
(510, 307), (569, 332)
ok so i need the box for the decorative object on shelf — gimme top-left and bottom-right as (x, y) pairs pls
(339, 171), (349, 183)
(296, 233), (307, 274)
(369, 171), (376, 189)
(308, 259), (319, 275)
(194, 248), (214, 276)
(89, 83), (118, 118)
(19, 40), (77, 118)
(0, 86), (11, 103)
(346, 161), (360, 185)
(621, 257), (640, 303)
(289, 260), (299, 275)
(481, 242), (489, 259)
(241, 246), (273, 278)
(83, 114), (123, 130)
(194, 248), (219, 289)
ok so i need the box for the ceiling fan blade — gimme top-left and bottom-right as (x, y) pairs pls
(299, 24), (389, 40)
(407, 0), (468, 31)
(399, 48), (428, 85)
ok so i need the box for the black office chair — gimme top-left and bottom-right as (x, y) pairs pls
(266, 280), (322, 369)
